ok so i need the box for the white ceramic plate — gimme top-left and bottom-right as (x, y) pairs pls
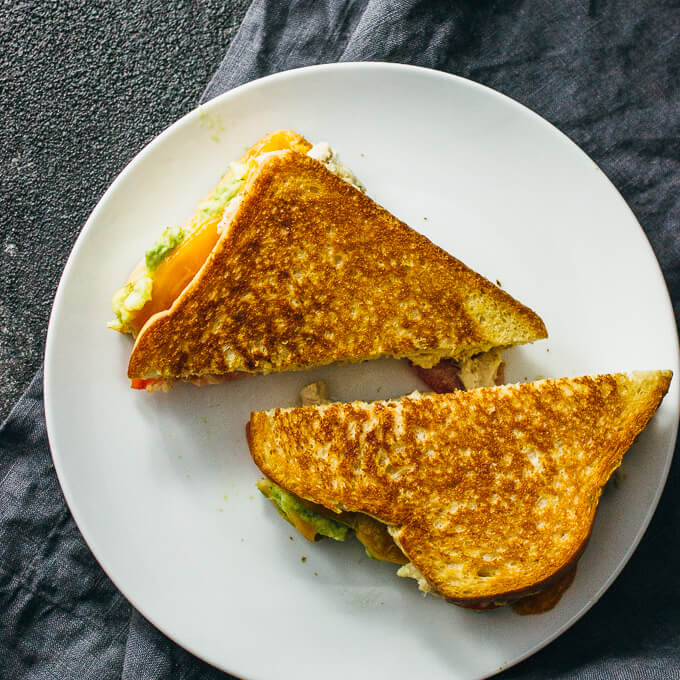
(45, 63), (679, 680)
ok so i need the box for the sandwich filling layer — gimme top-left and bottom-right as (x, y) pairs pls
(109, 133), (363, 337)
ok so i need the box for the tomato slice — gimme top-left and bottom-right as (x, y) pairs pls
(130, 378), (163, 390)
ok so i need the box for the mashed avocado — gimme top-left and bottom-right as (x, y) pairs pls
(145, 225), (186, 272)
(258, 480), (349, 541)
(108, 225), (185, 333)
(196, 161), (248, 222)
(107, 274), (153, 333)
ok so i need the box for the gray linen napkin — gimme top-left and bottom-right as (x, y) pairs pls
(1, 1), (678, 678)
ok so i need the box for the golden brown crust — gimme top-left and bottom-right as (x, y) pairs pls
(128, 151), (546, 379)
(247, 371), (672, 605)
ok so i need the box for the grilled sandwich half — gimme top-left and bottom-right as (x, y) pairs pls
(110, 130), (546, 391)
(248, 370), (672, 610)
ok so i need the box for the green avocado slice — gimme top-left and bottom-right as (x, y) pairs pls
(257, 479), (349, 541)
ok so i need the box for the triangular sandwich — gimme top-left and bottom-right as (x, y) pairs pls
(248, 370), (671, 610)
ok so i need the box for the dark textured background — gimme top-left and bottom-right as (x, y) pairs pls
(0, 0), (250, 420)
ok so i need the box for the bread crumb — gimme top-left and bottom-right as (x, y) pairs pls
(300, 381), (330, 406)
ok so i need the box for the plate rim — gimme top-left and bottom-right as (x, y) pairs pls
(44, 61), (680, 680)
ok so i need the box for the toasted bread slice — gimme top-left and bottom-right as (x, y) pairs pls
(109, 130), (312, 337)
(247, 370), (671, 608)
(128, 150), (546, 381)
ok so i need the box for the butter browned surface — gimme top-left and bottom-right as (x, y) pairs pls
(247, 371), (671, 607)
(128, 151), (546, 379)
